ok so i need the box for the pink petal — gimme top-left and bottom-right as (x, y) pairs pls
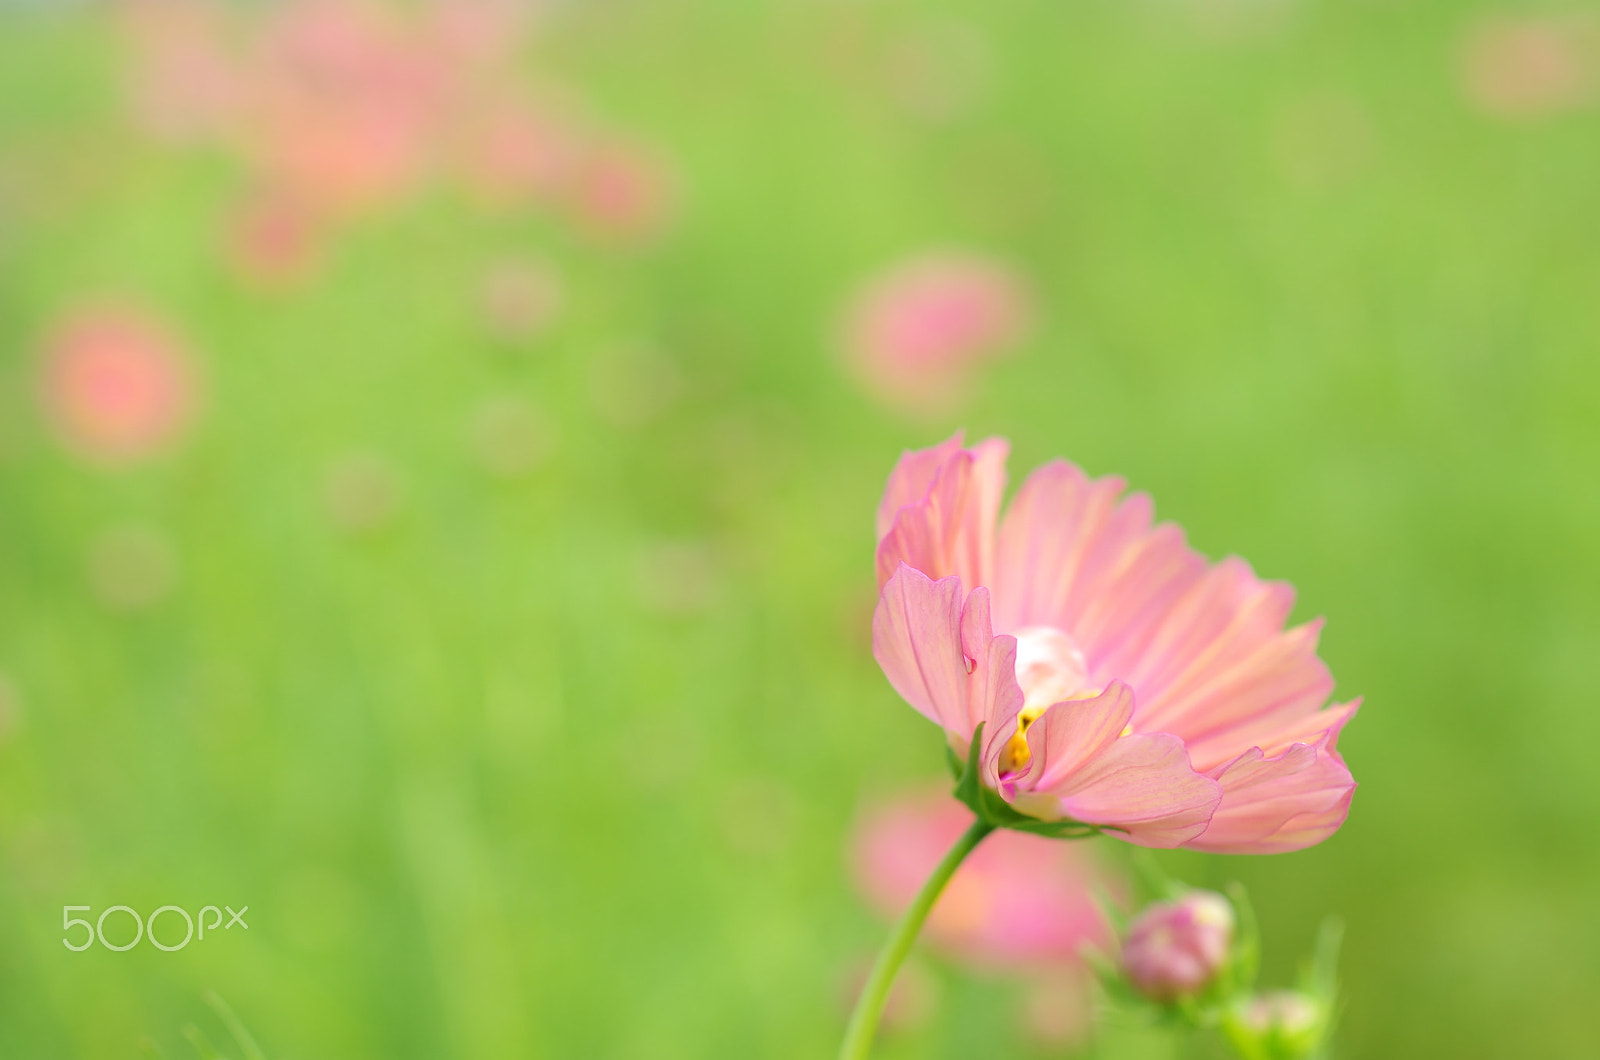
(1170, 621), (1337, 772)
(1048, 734), (1221, 848)
(1006, 684), (1220, 849)
(872, 565), (967, 736)
(1100, 558), (1336, 758)
(992, 461), (1128, 631)
(872, 565), (1022, 748)
(993, 464), (1209, 663)
(959, 585), (1026, 785)
(992, 468), (1340, 779)
(1021, 682), (1139, 791)
(1113, 558), (1293, 704)
(876, 437), (1008, 593)
(1186, 701), (1358, 855)
(875, 434), (967, 540)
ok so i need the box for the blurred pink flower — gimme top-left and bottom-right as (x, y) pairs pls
(1461, 16), (1595, 119)
(453, 100), (582, 210)
(421, 0), (534, 68)
(243, 0), (448, 215)
(39, 304), (197, 464)
(322, 452), (403, 535)
(842, 253), (1029, 414)
(115, 0), (680, 261)
(87, 523), (181, 611)
(224, 190), (325, 288)
(873, 435), (1357, 852)
(480, 257), (564, 341)
(1019, 971), (1095, 1049)
(851, 789), (1109, 1044)
(117, 0), (242, 142)
(565, 136), (676, 245)
(883, 19), (993, 123)
(851, 789), (1113, 972)
(468, 395), (555, 479)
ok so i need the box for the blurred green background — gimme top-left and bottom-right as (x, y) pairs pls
(2, 1), (1598, 1057)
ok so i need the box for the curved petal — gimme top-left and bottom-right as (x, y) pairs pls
(992, 465), (1335, 753)
(1005, 684), (1221, 849)
(876, 434), (966, 540)
(1186, 701), (1358, 855)
(872, 564), (1023, 749)
(994, 461), (1128, 629)
(872, 565), (965, 735)
(1109, 558), (1334, 751)
(993, 463), (1209, 663)
(1148, 619), (1335, 772)
(876, 436), (1008, 592)
(1018, 682), (1139, 792)
(960, 584), (1026, 786)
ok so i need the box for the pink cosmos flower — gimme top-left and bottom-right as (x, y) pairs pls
(843, 253), (1029, 414)
(39, 305), (198, 464)
(872, 435), (1357, 852)
(851, 788), (1114, 972)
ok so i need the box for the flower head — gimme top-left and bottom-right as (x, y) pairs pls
(872, 435), (1357, 852)
(1120, 890), (1235, 1002)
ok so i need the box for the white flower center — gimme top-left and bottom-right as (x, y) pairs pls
(1012, 625), (1091, 710)
(999, 626), (1099, 778)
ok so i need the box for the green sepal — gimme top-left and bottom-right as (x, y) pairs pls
(949, 721), (1112, 839)
(944, 740), (965, 782)
(951, 722), (986, 815)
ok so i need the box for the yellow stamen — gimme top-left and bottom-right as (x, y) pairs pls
(998, 705), (1048, 777)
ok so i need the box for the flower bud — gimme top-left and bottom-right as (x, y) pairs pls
(1120, 890), (1235, 1002)
(1224, 990), (1325, 1059)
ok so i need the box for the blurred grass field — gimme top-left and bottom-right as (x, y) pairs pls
(1, 1), (1598, 1057)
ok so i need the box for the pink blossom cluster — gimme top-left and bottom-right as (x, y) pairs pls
(117, 0), (674, 282)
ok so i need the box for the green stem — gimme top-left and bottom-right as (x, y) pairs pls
(838, 817), (995, 1060)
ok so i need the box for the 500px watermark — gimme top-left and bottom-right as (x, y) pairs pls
(62, 904), (248, 952)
